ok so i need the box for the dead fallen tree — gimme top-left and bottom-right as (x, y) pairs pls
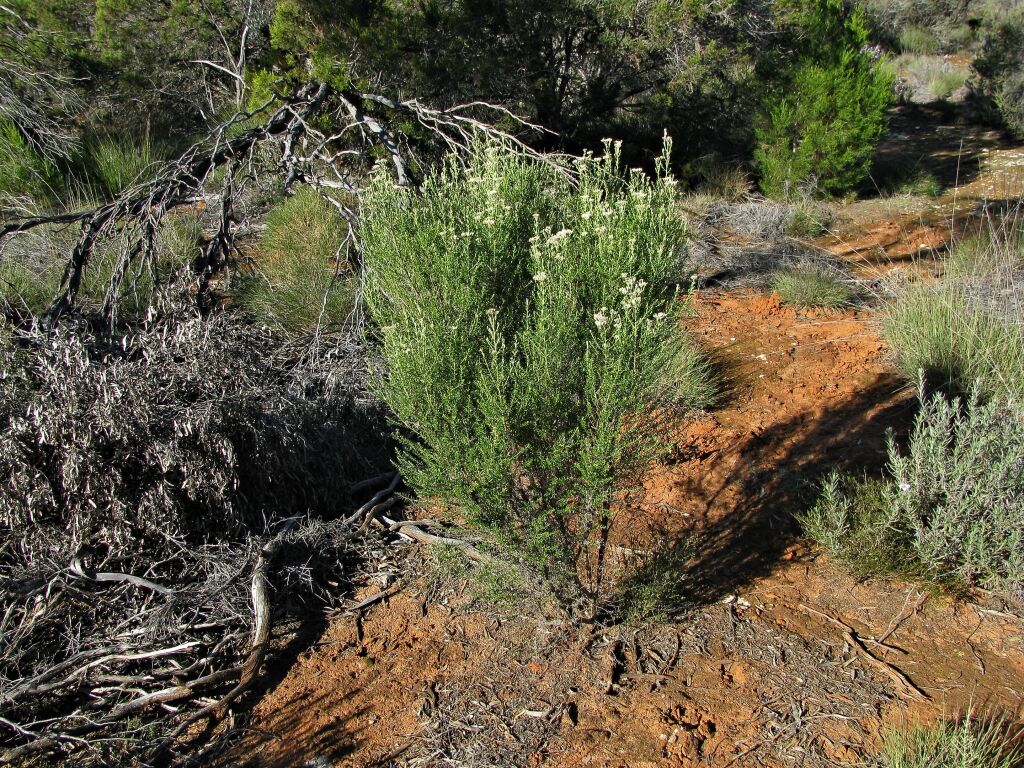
(0, 312), (398, 765)
(0, 81), (547, 328)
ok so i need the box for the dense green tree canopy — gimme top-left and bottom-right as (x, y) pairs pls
(5, 0), (898, 190)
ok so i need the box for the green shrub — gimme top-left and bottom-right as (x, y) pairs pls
(944, 23), (978, 53)
(803, 388), (1024, 598)
(879, 715), (1024, 768)
(771, 266), (853, 307)
(613, 543), (692, 623)
(756, 53), (894, 198)
(362, 141), (713, 611)
(899, 25), (941, 54)
(0, 120), (60, 208)
(883, 283), (1024, 402)
(755, 0), (894, 198)
(801, 473), (917, 579)
(233, 188), (355, 337)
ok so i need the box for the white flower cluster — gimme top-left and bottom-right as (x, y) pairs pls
(548, 228), (573, 245)
(619, 274), (648, 312)
(594, 304), (630, 333)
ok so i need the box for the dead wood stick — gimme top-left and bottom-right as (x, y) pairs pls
(348, 472), (398, 495)
(342, 472), (400, 527)
(876, 590), (927, 647)
(106, 666), (241, 720)
(797, 603), (929, 702)
(158, 521), (298, 749)
(27, 642), (203, 699)
(375, 513), (495, 564)
(345, 582), (404, 613)
(0, 647), (118, 708)
(68, 559), (174, 595)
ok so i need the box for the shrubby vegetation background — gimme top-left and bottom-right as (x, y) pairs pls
(2, 0), (1024, 764)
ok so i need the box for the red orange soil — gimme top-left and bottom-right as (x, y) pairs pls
(228, 292), (1024, 768)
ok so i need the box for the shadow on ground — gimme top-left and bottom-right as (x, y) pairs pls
(868, 103), (1003, 196)
(628, 372), (918, 613)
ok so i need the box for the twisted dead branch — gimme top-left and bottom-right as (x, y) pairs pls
(0, 80), (549, 329)
(0, 80), (543, 765)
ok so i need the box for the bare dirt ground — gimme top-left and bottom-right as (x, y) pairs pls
(823, 102), (1024, 278)
(223, 107), (1024, 768)
(225, 291), (1023, 768)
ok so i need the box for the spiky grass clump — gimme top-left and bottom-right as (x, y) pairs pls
(892, 55), (971, 102)
(771, 266), (854, 308)
(234, 188), (355, 337)
(896, 171), (943, 198)
(785, 201), (831, 237)
(946, 226), (1024, 278)
(83, 134), (172, 199)
(883, 283), (1024, 402)
(362, 140), (713, 611)
(898, 25), (941, 55)
(879, 716), (1024, 768)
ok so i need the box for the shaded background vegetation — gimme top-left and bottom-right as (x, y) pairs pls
(2, 0), (1024, 763)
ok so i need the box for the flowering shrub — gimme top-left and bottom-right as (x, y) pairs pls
(362, 140), (712, 612)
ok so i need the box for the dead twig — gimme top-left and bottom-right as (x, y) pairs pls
(797, 603), (930, 702)
(875, 589), (927, 647)
(375, 513), (495, 564)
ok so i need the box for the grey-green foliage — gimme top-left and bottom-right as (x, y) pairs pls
(888, 390), (1024, 595)
(803, 388), (1024, 600)
(362, 140), (713, 609)
(879, 716), (1024, 768)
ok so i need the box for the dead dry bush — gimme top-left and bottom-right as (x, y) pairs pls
(0, 308), (392, 765)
